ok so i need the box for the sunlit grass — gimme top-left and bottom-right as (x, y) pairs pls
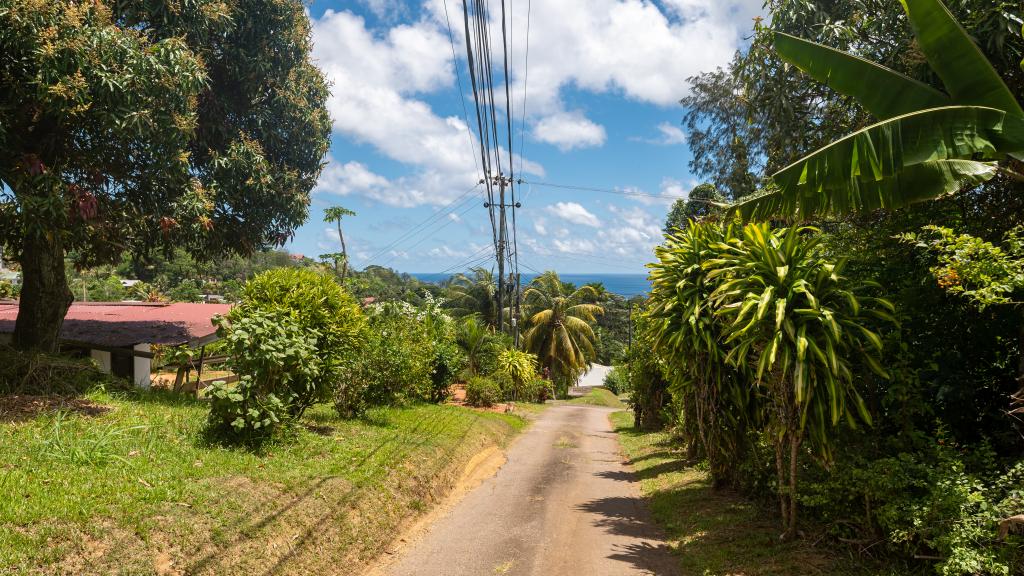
(0, 388), (527, 574)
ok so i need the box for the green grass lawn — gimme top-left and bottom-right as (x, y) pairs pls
(566, 387), (625, 408)
(610, 411), (907, 576)
(0, 388), (531, 575)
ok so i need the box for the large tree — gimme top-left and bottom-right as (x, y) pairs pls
(0, 0), (330, 351)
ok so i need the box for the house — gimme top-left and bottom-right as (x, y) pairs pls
(0, 301), (231, 388)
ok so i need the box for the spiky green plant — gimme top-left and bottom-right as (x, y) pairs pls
(647, 220), (754, 483)
(707, 223), (896, 538)
(446, 267), (499, 327)
(522, 271), (603, 394)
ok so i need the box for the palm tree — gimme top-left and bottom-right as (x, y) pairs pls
(522, 271), (603, 394)
(733, 0), (1024, 220)
(323, 206), (356, 282)
(446, 267), (499, 327)
(456, 315), (502, 377)
(707, 223), (895, 538)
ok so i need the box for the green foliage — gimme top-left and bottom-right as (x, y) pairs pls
(602, 365), (629, 395)
(207, 310), (318, 440)
(464, 376), (501, 408)
(334, 295), (462, 416)
(455, 316), (505, 377)
(232, 268), (364, 417)
(734, 0), (1024, 219)
(445, 267), (499, 327)
(0, 280), (17, 298)
(664, 183), (726, 232)
(901, 225), (1024, 308)
(1, 0), (330, 349)
(0, 344), (115, 395)
(495, 348), (538, 401)
(522, 271), (604, 392)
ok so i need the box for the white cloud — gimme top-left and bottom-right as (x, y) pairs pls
(553, 237), (598, 254)
(533, 216), (548, 236)
(546, 202), (601, 227)
(428, 245), (469, 258)
(533, 111), (607, 151)
(633, 122), (687, 145)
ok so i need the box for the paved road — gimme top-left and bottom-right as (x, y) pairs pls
(377, 404), (679, 576)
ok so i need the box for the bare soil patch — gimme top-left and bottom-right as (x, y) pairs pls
(0, 394), (111, 423)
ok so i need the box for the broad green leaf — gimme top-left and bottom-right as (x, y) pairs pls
(733, 106), (1021, 219)
(773, 31), (950, 119)
(901, 0), (1024, 117)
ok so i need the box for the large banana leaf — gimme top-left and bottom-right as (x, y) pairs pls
(733, 106), (1024, 220)
(901, 0), (1024, 117)
(772, 32), (949, 119)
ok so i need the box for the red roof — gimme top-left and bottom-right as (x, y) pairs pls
(0, 302), (231, 348)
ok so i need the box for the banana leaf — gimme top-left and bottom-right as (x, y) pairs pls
(772, 31), (949, 119)
(901, 0), (1024, 117)
(733, 106), (1024, 219)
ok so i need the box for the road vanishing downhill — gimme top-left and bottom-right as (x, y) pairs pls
(374, 367), (680, 576)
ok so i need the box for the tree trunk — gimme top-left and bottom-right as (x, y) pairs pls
(13, 231), (73, 352)
(774, 435), (789, 532)
(787, 432), (800, 539)
(337, 220), (349, 283)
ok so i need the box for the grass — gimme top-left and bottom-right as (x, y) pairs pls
(610, 411), (906, 576)
(566, 386), (625, 408)
(0, 387), (532, 575)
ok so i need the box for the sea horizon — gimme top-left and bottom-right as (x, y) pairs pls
(409, 272), (651, 298)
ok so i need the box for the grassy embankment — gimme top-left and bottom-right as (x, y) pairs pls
(0, 388), (530, 575)
(610, 411), (909, 576)
(566, 386), (625, 408)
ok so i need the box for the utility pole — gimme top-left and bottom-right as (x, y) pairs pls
(485, 175), (521, 337)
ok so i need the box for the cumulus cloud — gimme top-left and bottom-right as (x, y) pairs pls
(532, 111), (607, 151)
(633, 122), (687, 145)
(546, 202), (601, 227)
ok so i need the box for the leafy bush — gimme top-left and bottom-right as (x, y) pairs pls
(233, 268), (364, 417)
(525, 378), (555, 403)
(465, 376), (501, 407)
(602, 365), (629, 395)
(207, 310), (319, 440)
(495, 348), (538, 400)
(335, 296), (463, 415)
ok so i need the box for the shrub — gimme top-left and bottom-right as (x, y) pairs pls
(526, 378), (555, 403)
(207, 310), (319, 440)
(495, 348), (538, 400)
(233, 268), (364, 417)
(602, 365), (629, 395)
(465, 376), (501, 407)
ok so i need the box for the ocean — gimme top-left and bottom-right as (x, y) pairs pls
(410, 272), (651, 298)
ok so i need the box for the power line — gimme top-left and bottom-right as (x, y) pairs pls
(517, 0), (532, 178)
(442, 0), (482, 180)
(360, 183), (481, 266)
(517, 179), (687, 201)
(376, 192), (483, 269)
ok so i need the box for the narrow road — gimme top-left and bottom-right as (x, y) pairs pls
(376, 404), (679, 576)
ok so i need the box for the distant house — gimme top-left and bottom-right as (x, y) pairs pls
(120, 279), (142, 288)
(0, 302), (230, 388)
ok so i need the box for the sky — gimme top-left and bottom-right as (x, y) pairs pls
(288, 0), (763, 274)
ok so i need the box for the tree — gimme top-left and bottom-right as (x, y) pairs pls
(322, 205), (356, 282)
(522, 271), (603, 394)
(0, 1), (330, 351)
(708, 223), (894, 538)
(663, 183), (727, 232)
(446, 267), (499, 327)
(733, 0), (1024, 220)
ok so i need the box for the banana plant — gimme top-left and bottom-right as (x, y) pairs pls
(706, 223), (896, 538)
(733, 0), (1024, 220)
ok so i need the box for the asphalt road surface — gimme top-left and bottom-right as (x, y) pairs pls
(377, 404), (679, 576)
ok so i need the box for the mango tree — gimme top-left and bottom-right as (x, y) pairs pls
(0, 0), (330, 352)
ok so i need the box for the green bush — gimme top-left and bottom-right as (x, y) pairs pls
(465, 376), (501, 407)
(602, 365), (629, 395)
(495, 347), (538, 401)
(525, 378), (554, 403)
(234, 268), (364, 417)
(207, 310), (319, 440)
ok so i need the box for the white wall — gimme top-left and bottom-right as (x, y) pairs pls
(90, 349), (112, 373)
(133, 343), (151, 389)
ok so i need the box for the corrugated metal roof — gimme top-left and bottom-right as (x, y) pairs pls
(0, 302), (231, 348)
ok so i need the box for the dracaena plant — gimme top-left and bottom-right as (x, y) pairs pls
(646, 219), (756, 485)
(707, 223), (896, 538)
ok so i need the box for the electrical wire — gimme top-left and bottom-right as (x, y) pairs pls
(442, 0), (482, 180)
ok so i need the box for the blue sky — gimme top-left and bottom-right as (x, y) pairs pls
(287, 0), (762, 274)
